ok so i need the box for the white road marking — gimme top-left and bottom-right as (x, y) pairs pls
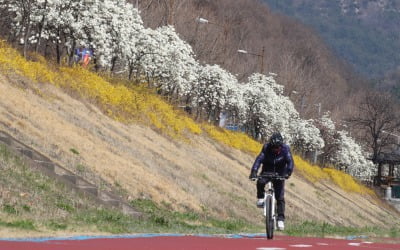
(256, 248), (286, 250)
(361, 241), (373, 244)
(348, 242), (361, 246)
(289, 245), (313, 248)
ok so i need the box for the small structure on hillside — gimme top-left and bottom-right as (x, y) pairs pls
(374, 150), (400, 199)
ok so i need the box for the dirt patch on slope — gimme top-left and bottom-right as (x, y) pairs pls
(0, 74), (398, 228)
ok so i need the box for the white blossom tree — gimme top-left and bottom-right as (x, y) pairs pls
(314, 113), (340, 165)
(289, 119), (324, 152)
(190, 64), (238, 122)
(66, 0), (144, 69)
(313, 113), (375, 179)
(333, 130), (375, 180)
(239, 73), (324, 151)
(134, 26), (198, 99)
(2, 0), (145, 66)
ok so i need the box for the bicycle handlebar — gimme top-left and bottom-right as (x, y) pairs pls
(251, 172), (287, 181)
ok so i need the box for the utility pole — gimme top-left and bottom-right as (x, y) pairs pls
(316, 103), (321, 116)
(237, 46), (265, 74)
(260, 46), (265, 74)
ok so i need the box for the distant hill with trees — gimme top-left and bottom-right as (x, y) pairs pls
(262, 0), (400, 79)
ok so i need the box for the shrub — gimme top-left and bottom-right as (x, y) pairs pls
(323, 168), (373, 195)
(202, 124), (261, 155)
(294, 155), (328, 183)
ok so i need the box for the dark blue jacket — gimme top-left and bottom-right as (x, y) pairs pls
(251, 143), (294, 176)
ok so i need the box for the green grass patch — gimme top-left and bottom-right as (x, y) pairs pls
(74, 209), (134, 234)
(130, 199), (259, 234)
(47, 220), (68, 230)
(21, 204), (31, 212)
(3, 204), (18, 215)
(389, 227), (400, 238)
(36, 182), (50, 191)
(70, 148), (80, 155)
(285, 220), (393, 238)
(0, 220), (35, 230)
(76, 164), (86, 174)
(209, 218), (248, 232)
(0, 145), (11, 161)
(55, 201), (75, 213)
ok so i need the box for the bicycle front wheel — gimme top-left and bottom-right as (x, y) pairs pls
(265, 195), (274, 239)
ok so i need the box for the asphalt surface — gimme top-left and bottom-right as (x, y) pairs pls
(0, 234), (399, 250)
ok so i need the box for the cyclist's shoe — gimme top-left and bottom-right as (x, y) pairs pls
(256, 199), (264, 207)
(277, 220), (285, 230)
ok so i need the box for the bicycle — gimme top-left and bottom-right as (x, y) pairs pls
(252, 172), (286, 239)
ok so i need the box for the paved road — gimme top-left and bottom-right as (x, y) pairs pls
(0, 234), (399, 250)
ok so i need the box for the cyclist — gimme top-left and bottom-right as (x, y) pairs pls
(249, 132), (294, 230)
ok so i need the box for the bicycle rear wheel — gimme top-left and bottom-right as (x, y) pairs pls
(265, 195), (274, 239)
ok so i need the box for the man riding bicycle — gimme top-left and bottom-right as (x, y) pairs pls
(249, 132), (294, 230)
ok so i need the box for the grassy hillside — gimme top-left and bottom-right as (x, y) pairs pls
(0, 143), (136, 235)
(0, 144), (262, 236)
(0, 41), (399, 237)
(2, 144), (398, 238)
(0, 41), (376, 196)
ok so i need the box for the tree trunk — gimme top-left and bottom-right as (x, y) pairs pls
(35, 0), (48, 53)
(110, 56), (118, 73)
(56, 29), (62, 64)
(128, 65), (134, 80)
(389, 164), (394, 177)
(377, 163), (382, 178)
(68, 38), (77, 66)
(23, 18), (31, 58)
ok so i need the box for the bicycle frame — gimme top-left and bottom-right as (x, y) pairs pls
(263, 181), (275, 221)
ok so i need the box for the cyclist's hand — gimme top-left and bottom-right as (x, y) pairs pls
(249, 171), (257, 181)
(285, 171), (292, 179)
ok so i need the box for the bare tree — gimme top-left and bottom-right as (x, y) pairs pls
(349, 91), (400, 164)
(132, 0), (189, 27)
